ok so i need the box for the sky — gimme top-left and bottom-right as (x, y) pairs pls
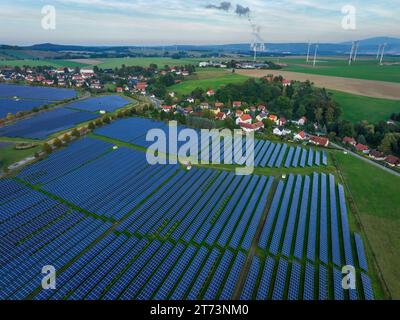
(0, 0), (399, 46)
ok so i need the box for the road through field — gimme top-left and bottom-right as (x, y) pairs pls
(237, 69), (400, 100)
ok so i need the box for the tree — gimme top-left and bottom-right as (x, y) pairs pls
(62, 134), (71, 143)
(357, 134), (367, 145)
(71, 128), (80, 137)
(53, 138), (62, 149)
(42, 143), (53, 154)
(6, 113), (14, 121)
(88, 122), (95, 130)
(102, 116), (111, 124)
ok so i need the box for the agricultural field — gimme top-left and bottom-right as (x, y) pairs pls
(334, 151), (400, 299)
(170, 72), (249, 96)
(0, 59), (88, 68)
(272, 57), (400, 83)
(0, 136), (375, 300)
(95, 57), (204, 69)
(329, 90), (400, 123)
(0, 142), (42, 170)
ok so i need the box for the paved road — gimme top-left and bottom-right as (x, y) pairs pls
(148, 95), (162, 109)
(331, 142), (400, 178)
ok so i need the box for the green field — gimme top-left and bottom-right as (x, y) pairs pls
(272, 57), (400, 83)
(170, 72), (249, 95)
(0, 143), (42, 170)
(0, 59), (88, 68)
(330, 90), (400, 123)
(335, 151), (400, 299)
(96, 57), (204, 69)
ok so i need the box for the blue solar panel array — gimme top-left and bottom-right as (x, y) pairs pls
(65, 96), (130, 113)
(93, 118), (328, 168)
(0, 84), (76, 101)
(0, 107), (98, 139)
(0, 99), (54, 119)
(0, 132), (375, 300)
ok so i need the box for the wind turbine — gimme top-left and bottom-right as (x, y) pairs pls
(349, 41), (355, 65)
(313, 43), (319, 68)
(376, 44), (382, 60)
(353, 41), (359, 62)
(380, 43), (387, 65)
(306, 41), (312, 63)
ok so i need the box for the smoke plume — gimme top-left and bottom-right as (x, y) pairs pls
(206, 2), (232, 11)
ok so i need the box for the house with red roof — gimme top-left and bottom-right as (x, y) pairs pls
(309, 136), (330, 147)
(294, 131), (306, 141)
(161, 105), (174, 113)
(116, 87), (124, 93)
(268, 114), (279, 124)
(369, 150), (385, 161)
(236, 114), (252, 125)
(136, 82), (147, 91)
(232, 101), (242, 108)
(343, 136), (356, 146)
(282, 79), (291, 87)
(385, 155), (400, 167)
(216, 112), (227, 121)
(355, 143), (370, 154)
(239, 121), (264, 133)
(206, 90), (215, 97)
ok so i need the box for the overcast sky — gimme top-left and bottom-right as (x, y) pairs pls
(0, 0), (399, 45)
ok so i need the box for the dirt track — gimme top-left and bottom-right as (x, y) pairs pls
(237, 69), (400, 100)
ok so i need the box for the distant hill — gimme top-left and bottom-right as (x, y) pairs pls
(1, 37), (399, 59)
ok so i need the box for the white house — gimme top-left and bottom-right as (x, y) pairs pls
(273, 127), (292, 136)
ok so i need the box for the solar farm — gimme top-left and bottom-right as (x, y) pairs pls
(0, 84), (77, 120)
(95, 118), (328, 168)
(0, 134), (375, 300)
(0, 95), (131, 139)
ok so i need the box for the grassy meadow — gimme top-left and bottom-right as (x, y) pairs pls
(334, 151), (400, 299)
(330, 90), (400, 123)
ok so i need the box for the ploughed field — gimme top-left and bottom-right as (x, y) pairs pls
(0, 136), (374, 300)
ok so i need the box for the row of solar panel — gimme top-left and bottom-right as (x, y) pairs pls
(241, 256), (374, 300)
(93, 118), (328, 168)
(258, 173), (371, 273)
(117, 167), (273, 251)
